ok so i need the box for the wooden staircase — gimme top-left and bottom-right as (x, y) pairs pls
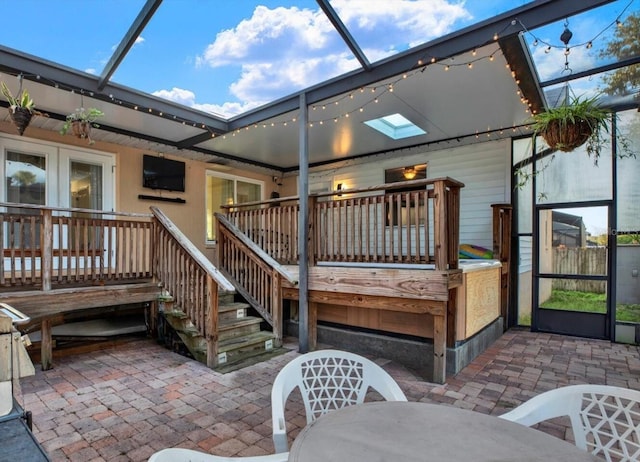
(158, 291), (283, 371)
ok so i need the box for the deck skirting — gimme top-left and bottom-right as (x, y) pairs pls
(285, 317), (503, 381)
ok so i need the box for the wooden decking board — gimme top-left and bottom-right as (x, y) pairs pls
(282, 265), (461, 301)
(0, 282), (161, 320)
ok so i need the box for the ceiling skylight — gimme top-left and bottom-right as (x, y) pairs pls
(363, 113), (426, 140)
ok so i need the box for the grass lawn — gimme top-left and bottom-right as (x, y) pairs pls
(540, 289), (640, 323)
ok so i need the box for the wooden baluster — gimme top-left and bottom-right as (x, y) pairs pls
(41, 209), (52, 291)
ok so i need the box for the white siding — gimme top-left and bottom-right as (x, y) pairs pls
(309, 139), (511, 252)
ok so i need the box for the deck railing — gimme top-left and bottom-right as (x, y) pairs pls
(222, 177), (463, 270)
(1, 202), (154, 289)
(152, 207), (234, 367)
(216, 213), (298, 346)
(0, 202), (234, 368)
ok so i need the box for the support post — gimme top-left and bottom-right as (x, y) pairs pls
(309, 301), (317, 350)
(41, 319), (52, 371)
(298, 92), (310, 353)
(272, 272), (283, 347)
(433, 180), (448, 271)
(432, 311), (446, 384)
(206, 275), (219, 368)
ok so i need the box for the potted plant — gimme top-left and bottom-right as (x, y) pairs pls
(517, 93), (635, 194)
(60, 107), (104, 145)
(531, 94), (610, 157)
(1, 81), (37, 135)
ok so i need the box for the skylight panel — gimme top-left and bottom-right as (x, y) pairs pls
(363, 113), (426, 140)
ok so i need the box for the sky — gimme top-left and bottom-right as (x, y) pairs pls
(0, 0), (636, 118)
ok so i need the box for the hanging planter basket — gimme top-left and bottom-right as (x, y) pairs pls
(540, 118), (595, 152)
(71, 120), (92, 139)
(8, 107), (33, 136)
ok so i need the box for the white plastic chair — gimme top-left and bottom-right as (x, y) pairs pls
(499, 384), (640, 462)
(270, 349), (407, 453)
(148, 448), (288, 462)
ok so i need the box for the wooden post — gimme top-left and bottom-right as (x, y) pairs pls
(433, 180), (448, 271)
(492, 204), (512, 324)
(309, 301), (317, 350)
(432, 309), (446, 384)
(272, 272), (282, 347)
(206, 275), (219, 368)
(41, 318), (53, 371)
(446, 288), (457, 347)
(448, 185), (461, 270)
(41, 208), (53, 291)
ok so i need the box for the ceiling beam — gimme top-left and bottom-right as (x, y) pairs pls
(228, 0), (616, 130)
(316, 0), (371, 71)
(540, 55), (640, 88)
(98, 0), (163, 91)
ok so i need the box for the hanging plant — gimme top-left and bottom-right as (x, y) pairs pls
(1, 80), (38, 136)
(60, 107), (104, 145)
(516, 94), (635, 195)
(531, 94), (610, 155)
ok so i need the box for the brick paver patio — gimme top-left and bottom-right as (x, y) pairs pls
(15, 328), (640, 461)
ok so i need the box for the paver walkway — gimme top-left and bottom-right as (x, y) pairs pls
(15, 328), (640, 461)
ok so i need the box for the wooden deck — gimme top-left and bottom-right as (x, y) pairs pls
(1, 203), (232, 372)
(218, 178), (465, 383)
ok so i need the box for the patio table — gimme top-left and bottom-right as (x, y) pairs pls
(288, 401), (600, 462)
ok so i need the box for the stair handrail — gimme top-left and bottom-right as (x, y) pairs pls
(215, 213), (298, 286)
(151, 207), (234, 292)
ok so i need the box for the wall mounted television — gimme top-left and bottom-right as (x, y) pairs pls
(142, 154), (185, 192)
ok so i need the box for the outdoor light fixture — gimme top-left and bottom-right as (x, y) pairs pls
(403, 167), (417, 180)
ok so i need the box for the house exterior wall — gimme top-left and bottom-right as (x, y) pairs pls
(0, 121), (273, 262)
(307, 139), (511, 250)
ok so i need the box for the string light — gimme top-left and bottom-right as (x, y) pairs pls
(4, 4), (627, 143)
(515, 0), (632, 56)
(232, 44), (531, 135)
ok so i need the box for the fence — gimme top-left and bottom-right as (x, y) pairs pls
(552, 247), (607, 293)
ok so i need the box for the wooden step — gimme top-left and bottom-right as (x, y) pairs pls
(218, 302), (250, 321)
(213, 331), (277, 367)
(219, 292), (236, 304)
(163, 309), (187, 319)
(218, 316), (262, 341)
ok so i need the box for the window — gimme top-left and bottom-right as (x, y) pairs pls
(4, 151), (46, 249)
(5, 151), (46, 206)
(384, 164), (427, 226)
(206, 172), (263, 242)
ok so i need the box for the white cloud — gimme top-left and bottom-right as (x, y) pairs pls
(85, 68), (97, 75)
(196, 6), (333, 68)
(190, 1), (473, 115)
(193, 101), (262, 118)
(152, 87), (196, 107)
(332, 0), (471, 47)
(152, 87), (259, 118)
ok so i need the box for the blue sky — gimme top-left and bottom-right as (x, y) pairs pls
(0, 0), (635, 118)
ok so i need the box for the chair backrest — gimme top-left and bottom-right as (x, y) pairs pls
(499, 384), (640, 462)
(270, 349), (407, 452)
(148, 448), (289, 462)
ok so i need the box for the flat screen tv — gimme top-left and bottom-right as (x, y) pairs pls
(142, 155), (185, 192)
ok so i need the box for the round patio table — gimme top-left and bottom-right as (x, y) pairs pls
(288, 401), (600, 462)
